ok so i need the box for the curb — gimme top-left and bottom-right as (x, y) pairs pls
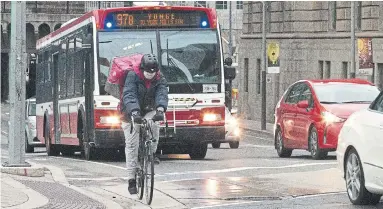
(242, 127), (274, 139)
(1, 164), (45, 177)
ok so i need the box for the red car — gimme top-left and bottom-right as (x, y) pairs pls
(274, 79), (380, 160)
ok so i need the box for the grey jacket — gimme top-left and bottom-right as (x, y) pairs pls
(121, 70), (168, 121)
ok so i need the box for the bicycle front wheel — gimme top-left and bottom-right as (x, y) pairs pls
(144, 151), (154, 205)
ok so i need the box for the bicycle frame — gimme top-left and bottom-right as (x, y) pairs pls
(131, 117), (156, 204)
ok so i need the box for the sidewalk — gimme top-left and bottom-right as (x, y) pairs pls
(1, 163), (123, 209)
(239, 119), (275, 138)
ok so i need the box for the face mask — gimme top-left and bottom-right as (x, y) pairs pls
(143, 71), (156, 80)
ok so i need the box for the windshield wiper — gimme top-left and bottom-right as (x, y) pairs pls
(320, 101), (339, 104)
(165, 39), (195, 93)
(99, 41), (112, 44)
(341, 101), (371, 104)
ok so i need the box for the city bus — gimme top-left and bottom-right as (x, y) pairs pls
(35, 5), (236, 160)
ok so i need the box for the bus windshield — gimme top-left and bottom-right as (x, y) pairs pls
(159, 30), (221, 84)
(97, 29), (221, 95)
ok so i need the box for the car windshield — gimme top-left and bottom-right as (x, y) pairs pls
(159, 30), (221, 84)
(28, 102), (36, 116)
(313, 83), (380, 104)
(97, 29), (221, 94)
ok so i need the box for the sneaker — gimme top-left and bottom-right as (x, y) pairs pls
(154, 156), (160, 165)
(128, 179), (137, 194)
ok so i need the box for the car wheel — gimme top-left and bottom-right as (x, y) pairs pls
(212, 142), (221, 149)
(309, 126), (328, 160)
(25, 132), (34, 153)
(229, 141), (239, 149)
(189, 144), (208, 160)
(275, 128), (292, 158)
(345, 149), (382, 205)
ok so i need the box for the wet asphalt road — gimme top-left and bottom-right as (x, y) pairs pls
(1, 103), (382, 209)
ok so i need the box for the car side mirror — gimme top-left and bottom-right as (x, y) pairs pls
(297, 100), (309, 109)
(224, 66), (236, 80)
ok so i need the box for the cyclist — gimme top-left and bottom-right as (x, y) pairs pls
(120, 54), (168, 195)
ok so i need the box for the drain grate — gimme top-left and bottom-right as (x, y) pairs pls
(20, 180), (106, 209)
(224, 196), (282, 201)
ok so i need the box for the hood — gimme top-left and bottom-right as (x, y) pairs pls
(321, 103), (370, 118)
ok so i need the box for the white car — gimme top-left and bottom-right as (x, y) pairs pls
(25, 98), (44, 153)
(211, 107), (241, 149)
(337, 91), (383, 205)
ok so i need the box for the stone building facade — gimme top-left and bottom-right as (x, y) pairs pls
(238, 1), (383, 123)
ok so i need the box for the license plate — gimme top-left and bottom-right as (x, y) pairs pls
(203, 84), (218, 93)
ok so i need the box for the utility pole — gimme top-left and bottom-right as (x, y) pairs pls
(4, 1), (28, 167)
(350, 1), (356, 78)
(261, 2), (267, 130)
(228, 1), (233, 57)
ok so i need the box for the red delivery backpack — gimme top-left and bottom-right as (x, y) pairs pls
(104, 53), (144, 110)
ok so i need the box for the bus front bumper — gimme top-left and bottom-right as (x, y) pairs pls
(159, 126), (226, 145)
(93, 129), (125, 149)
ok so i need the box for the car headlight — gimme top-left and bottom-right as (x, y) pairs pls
(229, 118), (238, 126)
(321, 111), (345, 124)
(100, 116), (120, 124)
(203, 113), (222, 122)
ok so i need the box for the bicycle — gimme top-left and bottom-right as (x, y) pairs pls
(131, 117), (158, 205)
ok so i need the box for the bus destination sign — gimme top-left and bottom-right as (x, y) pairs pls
(106, 11), (208, 28)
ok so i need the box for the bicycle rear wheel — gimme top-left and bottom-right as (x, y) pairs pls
(144, 149), (154, 205)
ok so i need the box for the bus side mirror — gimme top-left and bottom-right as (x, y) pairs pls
(224, 66), (236, 80)
(224, 57), (233, 66)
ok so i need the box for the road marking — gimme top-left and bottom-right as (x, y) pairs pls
(159, 162), (337, 176)
(51, 156), (127, 170)
(67, 176), (129, 181)
(293, 191), (347, 199)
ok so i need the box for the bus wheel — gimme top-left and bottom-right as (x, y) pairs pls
(83, 143), (96, 161)
(189, 143), (208, 160)
(61, 147), (75, 156)
(45, 125), (59, 156)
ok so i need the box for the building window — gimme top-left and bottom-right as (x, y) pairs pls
(378, 63), (383, 90)
(325, 61), (331, 78)
(342, 62), (348, 78)
(194, 1), (206, 7)
(318, 61), (324, 79)
(257, 59), (261, 94)
(216, 1), (228, 9)
(236, 1), (243, 9)
(244, 58), (249, 92)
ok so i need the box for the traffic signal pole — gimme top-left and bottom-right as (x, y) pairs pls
(261, 2), (267, 130)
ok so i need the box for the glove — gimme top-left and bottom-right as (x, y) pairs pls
(152, 109), (164, 122)
(131, 111), (142, 124)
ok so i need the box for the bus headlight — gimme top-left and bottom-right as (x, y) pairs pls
(203, 113), (221, 122)
(100, 116), (120, 124)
